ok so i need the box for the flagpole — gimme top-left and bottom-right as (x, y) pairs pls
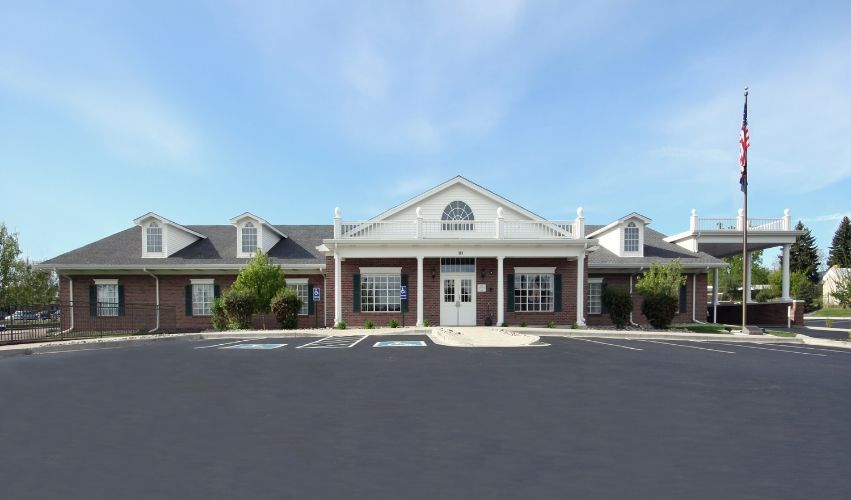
(741, 86), (749, 333)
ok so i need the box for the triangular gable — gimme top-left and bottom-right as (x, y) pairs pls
(229, 212), (287, 239)
(133, 212), (207, 239)
(587, 212), (652, 238)
(369, 176), (546, 222)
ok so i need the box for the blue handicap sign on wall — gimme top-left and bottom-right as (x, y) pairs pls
(374, 340), (426, 348)
(399, 285), (408, 300)
(313, 287), (321, 301)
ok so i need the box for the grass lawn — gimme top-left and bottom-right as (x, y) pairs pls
(763, 329), (797, 337)
(808, 308), (851, 317)
(671, 323), (734, 334)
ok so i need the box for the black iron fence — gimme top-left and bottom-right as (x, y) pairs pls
(0, 303), (177, 345)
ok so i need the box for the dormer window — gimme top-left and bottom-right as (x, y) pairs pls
(241, 222), (258, 254)
(146, 222), (163, 254)
(624, 222), (639, 253)
(441, 201), (475, 231)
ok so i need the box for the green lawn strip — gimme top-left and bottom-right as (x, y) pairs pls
(763, 329), (797, 337)
(808, 308), (851, 317)
(671, 323), (733, 334)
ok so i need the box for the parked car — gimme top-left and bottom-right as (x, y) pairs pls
(4, 310), (38, 321)
(36, 310), (53, 320)
(0, 321), (5, 331)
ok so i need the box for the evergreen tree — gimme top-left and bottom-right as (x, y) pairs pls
(827, 216), (851, 268)
(789, 221), (821, 284)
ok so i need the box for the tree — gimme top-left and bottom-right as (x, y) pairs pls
(602, 287), (633, 329)
(717, 250), (769, 301)
(635, 260), (686, 329)
(7, 260), (58, 305)
(231, 250), (287, 323)
(830, 269), (851, 308)
(271, 288), (303, 329)
(789, 221), (820, 284)
(827, 216), (851, 268)
(0, 223), (21, 308)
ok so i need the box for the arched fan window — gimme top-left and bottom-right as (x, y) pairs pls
(146, 221), (162, 253)
(441, 201), (475, 231)
(624, 221), (639, 253)
(241, 221), (258, 254)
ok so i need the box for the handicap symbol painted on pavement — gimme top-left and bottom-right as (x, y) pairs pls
(373, 340), (427, 348)
(222, 343), (287, 350)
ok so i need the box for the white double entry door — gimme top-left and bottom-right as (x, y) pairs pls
(440, 273), (476, 326)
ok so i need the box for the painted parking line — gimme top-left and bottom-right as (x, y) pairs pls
(635, 339), (736, 354)
(221, 343), (287, 350)
(374, 340), (427, 347)
(572, 338), (643, 351)
(707, 342), (827, 357)
(38, 346), (122, 355)
(195, 339), (258, 349)
(769, 344), (851, 354)
(296, 335), (368, 349)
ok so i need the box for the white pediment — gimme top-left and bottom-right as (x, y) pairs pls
(373, 176), (542, 222)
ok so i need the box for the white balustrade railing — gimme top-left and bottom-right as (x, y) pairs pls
(747, 218), (786, 231)
(337, 219), (579, 239)
(695, 216), (788, 232)
(698, 218), (739, 231)
(503, 220), (575, 239)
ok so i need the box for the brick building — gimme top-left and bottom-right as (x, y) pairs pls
(39, 176), (803, 331)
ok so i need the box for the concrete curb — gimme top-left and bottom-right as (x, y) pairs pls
(804, 315), (851, 320)
(532, 328), (805, 343)
(798, 336), (851, 349)
(428, 327), (542, 348)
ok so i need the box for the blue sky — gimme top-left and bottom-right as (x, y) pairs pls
(2, 0), (849, 266)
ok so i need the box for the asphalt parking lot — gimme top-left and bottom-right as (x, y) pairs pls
(1, 335), (849, 500)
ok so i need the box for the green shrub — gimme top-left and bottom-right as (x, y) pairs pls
(500, 322), (508, 327)
(210, 297), (228, 331)
(423, 319), (431, 327)
(231, 250), (287, 316)
(270, 288), (303, 329)
(636, 261), (686, 297)
(755, 288), (780, 303)
(602, 287), (633, 329)
(335, 321), (347, 330)
(571, 322), (578, 329)
(221, 289), (254, 329)
(641, 293), (679, 329)
(364, 319), (374, 329)
(547, 320), (556, 328)
(388, 318), (399, 328)
(520, 320), (527, 327)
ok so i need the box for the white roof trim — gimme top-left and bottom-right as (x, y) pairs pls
(132, 212), (207, 239)
(514, 267), (556, 274)
(368, 175), (546, 222)
(229, 212), (287, 239)
(587, 213), (652, 239)
(359, 267), (402, 274)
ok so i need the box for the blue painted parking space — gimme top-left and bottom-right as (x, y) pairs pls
(221, 343), (287, 350)
(373, 340), (427, 348)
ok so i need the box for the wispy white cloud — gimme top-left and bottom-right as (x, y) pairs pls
(0, 51), (203, 172)
(802, 212), (851, 223)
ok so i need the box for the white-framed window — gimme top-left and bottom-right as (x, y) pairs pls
(624, 222), (639, 253)
(96, 283), (119, 317)
(361, 274), (401, 312)
(514, 273), (554, 312)
(192, 283), (215, 316)
(588, 279), (603, 315)
(241, 222), (258, 254)
(288, 281), (309, 316)
(146, 221), (163, 254)
(441, 201), (475, 231)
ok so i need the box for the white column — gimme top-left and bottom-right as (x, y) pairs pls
(333, 207), (342, 238)
(575, 207), (585, 238)
(745, 251), (753, 304)
(781, 244), (791, 300)
(690, 208), (698, 232)
(576, 254), (586, 326)
(496, 207), (504, 239)
(416, 256), (424, 326)
(783, 208), (791, 231)
(334, 252), (342, 326)
(497, 256), (505, 325)
(416, 207), (423, 238)
(712, 268), (719, 323)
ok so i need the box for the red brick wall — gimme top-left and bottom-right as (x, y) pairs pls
(585, 272), (709, 327)
(58, 272), (325, 332)
(715, 300), (804, 326)
(503, 258), (579, 327)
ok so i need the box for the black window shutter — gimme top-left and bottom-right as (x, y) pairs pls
(400, 274), (409, 313)
(118, 285), (125, 316)
(679, 283), (687, 313)
(507, 274), (515, 312)
(553, 274), (562, 312)
(214, 285), (221, 299)
(308, 284), (315, 315)
(601, 282), (609, 314)
(352, 274), (361, 312)
(185, 285), (193, 316)
(89, 285), (97, 316)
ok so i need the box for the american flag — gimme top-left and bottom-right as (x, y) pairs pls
(739, 88), (749, 192)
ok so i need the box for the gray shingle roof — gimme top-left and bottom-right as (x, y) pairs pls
(41, 225), (332, 267)
(587, 225), (725, 269)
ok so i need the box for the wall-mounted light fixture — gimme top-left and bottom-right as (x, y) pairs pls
(480, 268), (486, 280)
